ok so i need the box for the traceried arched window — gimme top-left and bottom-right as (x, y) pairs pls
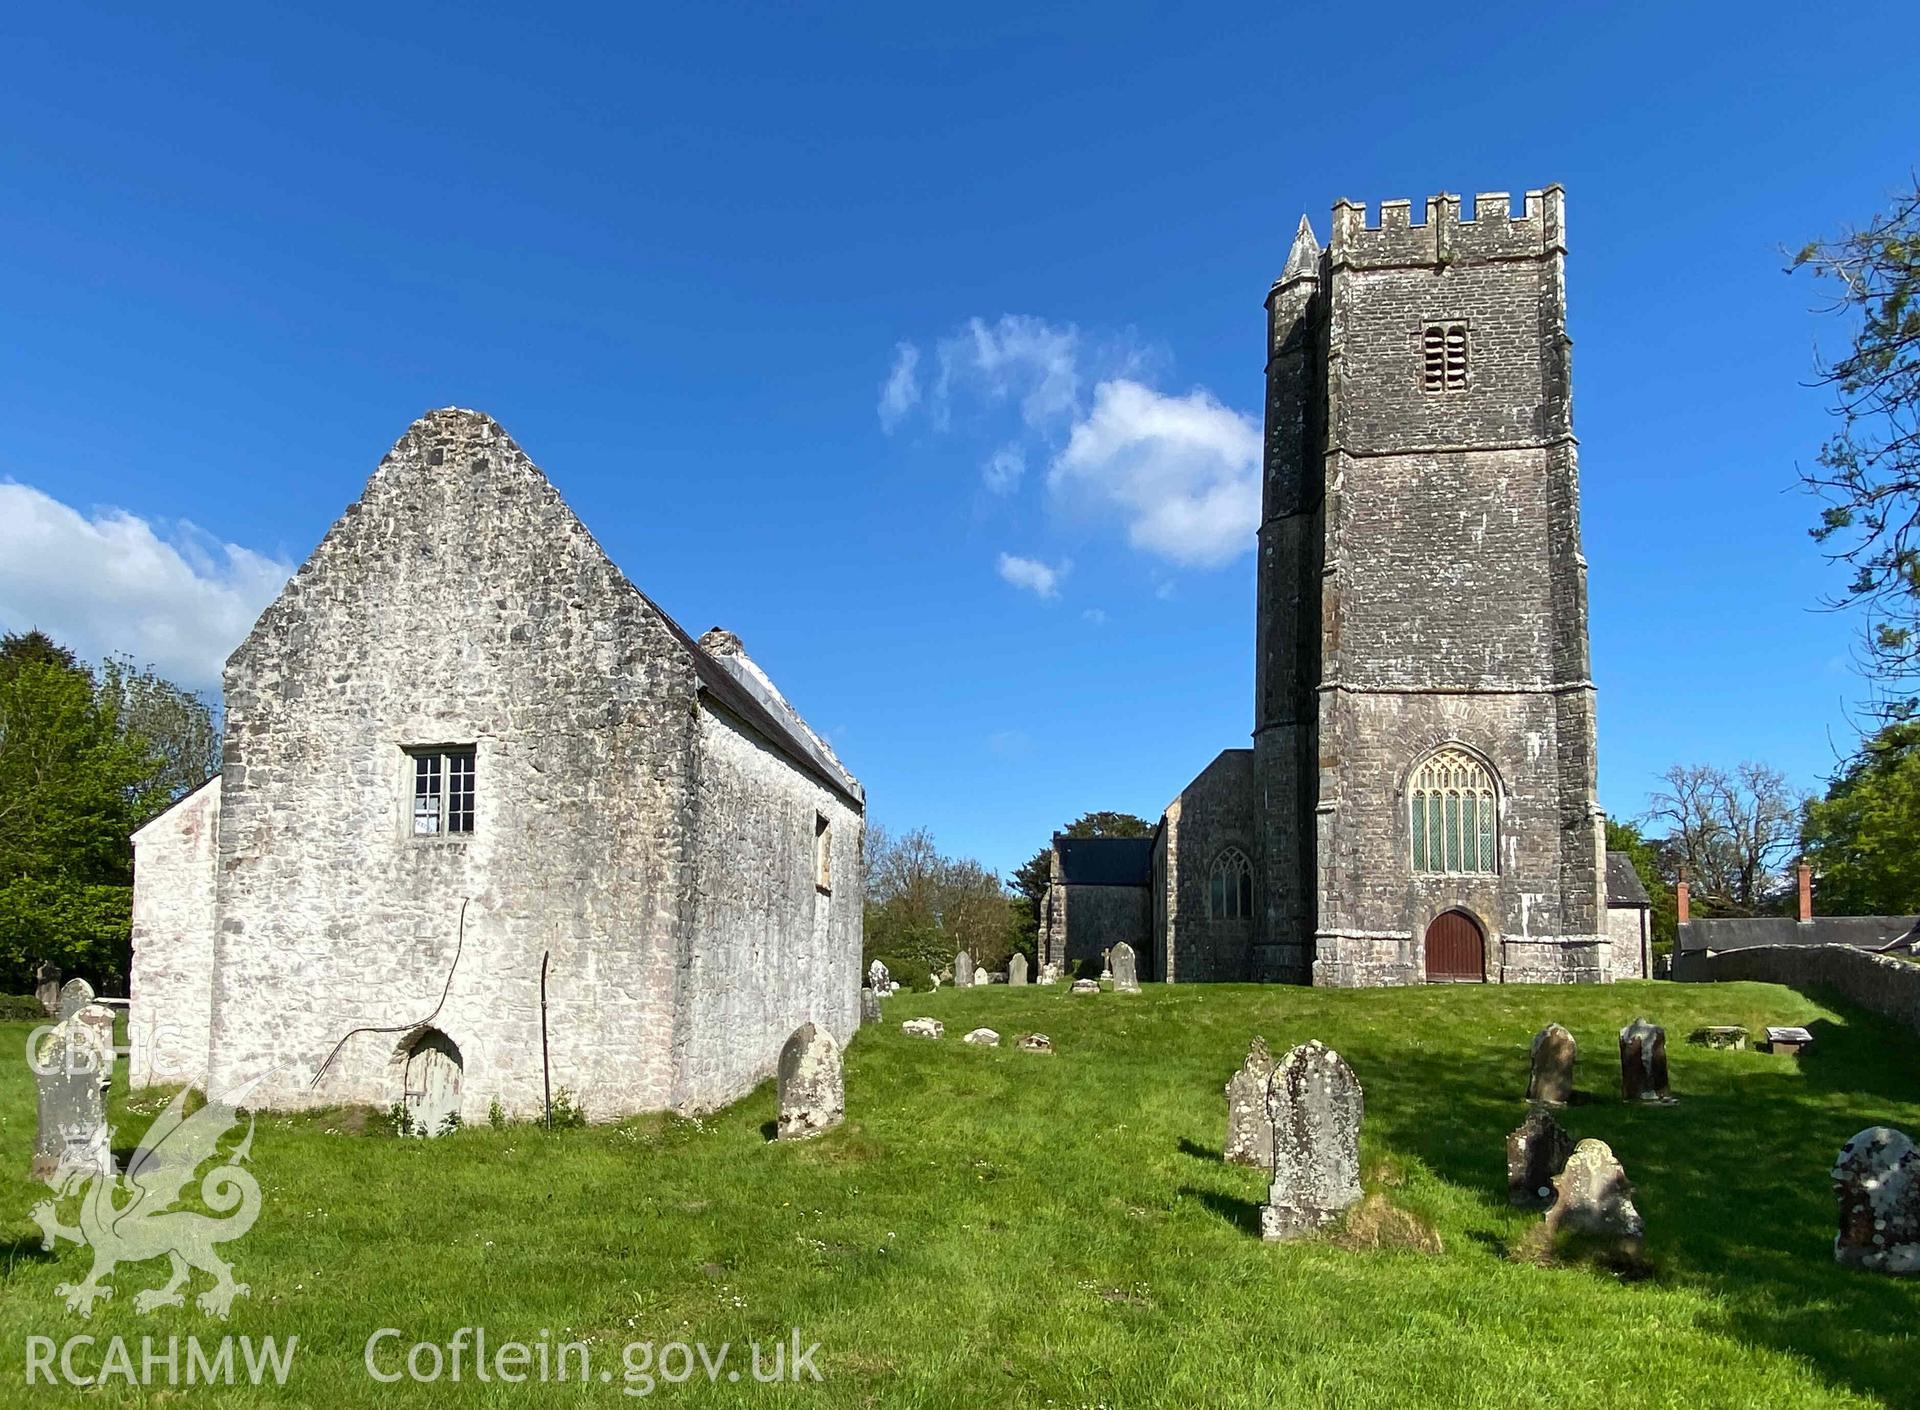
(1208, 848), (1254, 919)
(1410, 747), (1499, 874)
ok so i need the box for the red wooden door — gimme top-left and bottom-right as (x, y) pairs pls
(1425, 911), (1485, 982)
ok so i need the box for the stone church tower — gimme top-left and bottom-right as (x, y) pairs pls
(1254, 187), (1607, 985)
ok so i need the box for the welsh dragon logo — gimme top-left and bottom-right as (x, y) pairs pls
(31, 1077), (264, 1318)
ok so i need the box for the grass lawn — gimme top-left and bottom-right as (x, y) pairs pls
(3, 980), (1919, 1408)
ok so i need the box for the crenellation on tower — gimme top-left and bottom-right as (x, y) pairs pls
(1329, 187), (1565, 270)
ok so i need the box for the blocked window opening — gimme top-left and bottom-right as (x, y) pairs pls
(1207, 848), (1254, 920)
(1422, 322), (1469, 393)
(815, 813), (832, 892)
(409, 746), (476, 836)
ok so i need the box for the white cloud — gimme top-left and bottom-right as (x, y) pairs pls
(996, 552), (1068, 600)
(0, 482), (292, 691)
(937, 315), (1082, 430)
(877, 342), (922, 432)
(1047, 379), (1261, 568)
(981, 444), (1025, 495)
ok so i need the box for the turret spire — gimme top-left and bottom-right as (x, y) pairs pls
(1278, 215), (1320, 286)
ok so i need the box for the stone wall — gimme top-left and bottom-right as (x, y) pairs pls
(674, 702), (862, 1111)
(1059, 884), (1150, 978)
(1673, 944), (1920, 1036)
(129, 777), (221, 1087)
(1678, 916), (1915, 954)
(1157, 750), (1256, 982)
(204, 410), (699, 1121)
(1604, 904), (1649, 981)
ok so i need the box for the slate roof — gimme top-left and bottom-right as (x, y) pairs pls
(1055, 836), (1154, 887)
(1605, 852), (1651, 908)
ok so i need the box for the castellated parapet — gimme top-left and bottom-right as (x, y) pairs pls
(1330, 187), (1566, 270)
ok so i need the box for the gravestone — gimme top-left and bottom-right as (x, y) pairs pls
(30, 980), (116, 1185)
(860, 987), (882, 1026)
(1507, 1104), (1574, 1209)
(1766, 1025), (1815, 1057)
(1111, 942), (1140, 994)
(902, 1017), (943, 1039)
(1544, 1138), (1644, 1264)
(34, 961), (61, 1017)
(1017, 1033), (1053, 1054)
(1099, 949), (1114, 990)
(1008, 954), (1029, 986)
(1224, 1037), (1275, 1168)
(1038, 962), (1061, 985)
(867, 960), (890, 992)
(973, 968), (993, 987)
(1619, 1018), (1671, 1102)
(954, 952), (975, 989)
(1688, 1026), (1747, 1051)
(1528, 1023), (1576, 1105)
(1070, 979), (1100, 996)
(775, 1022), (843, 1141)
(1260, 1040), (1364, 1240)
(1832, 1126), (1920, 1275)
(963, 1028), (1000, 1047)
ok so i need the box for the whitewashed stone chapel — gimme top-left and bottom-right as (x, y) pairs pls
(129, 409), (864, 1125)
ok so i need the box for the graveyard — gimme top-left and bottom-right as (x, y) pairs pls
(5, 979), (1919, 1407)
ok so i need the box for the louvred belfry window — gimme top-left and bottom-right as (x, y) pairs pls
(1422, 321), (1469, 393)
(1410, 747), (1497, 874)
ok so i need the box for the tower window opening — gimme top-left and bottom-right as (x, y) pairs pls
(1422, 322), (1469, 393)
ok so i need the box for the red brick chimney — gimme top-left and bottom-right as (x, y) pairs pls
(1676, 878), (1690, 925)
(1797, 861), (1813, 922)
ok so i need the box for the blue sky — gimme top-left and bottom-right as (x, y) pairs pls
(1, 2), (1915, 876)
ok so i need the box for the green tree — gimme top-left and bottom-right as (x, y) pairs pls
(1800, 720), (1920, 915)
(1605, 817), (1678, 952)
(0, 633), (170, 989)
(99, 654), (220, 803)
(1794, 180), (1920, 716)
(864, 825), (1023, 986)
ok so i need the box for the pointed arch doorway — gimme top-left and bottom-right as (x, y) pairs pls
(1424, 910), (1487, 983)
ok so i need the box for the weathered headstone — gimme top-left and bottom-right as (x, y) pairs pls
(1544, 1138), (1644, 1264)
(1008, 953), (1029, 986)
(963, 1027), (1000, 1047)
(867, 959), (890, 992)
(775, 1022), (843, 1141)
(1832, 1126), (1920, 1275)
(902, 1017), (943, 1039)
(1527, 1023), (1576, 1105)
(1038, 962), (1061, 985)
(1619, 1018), (1671, 1102)
(1688, 1026), (1747, 1051)
(1507, 1104), (1574, 1209)
(954, 952), (975, 988)
(1224, 1037), (1275, 1168)
(973, 968), (993, 987)
(1070, 979), (1100, 996)
(1099, 948), (1114, 989)
(34, 961), (61, 1017)
(1260, 1040), (1364, 1240)
(31, 980), (116, 1185)
(1111, 942), (1140, 994)
(860, 987), (882, 1026)
(1017, 1033), (1053, 1054)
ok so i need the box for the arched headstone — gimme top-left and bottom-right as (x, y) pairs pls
(1111, 942), (1140, 994)
(776, 1022), (844, 1140)
(1224, 1037), (1274, 1168)
(1528, 1023), (1576, 1105)
(1260, 1040), (1363, 1240)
